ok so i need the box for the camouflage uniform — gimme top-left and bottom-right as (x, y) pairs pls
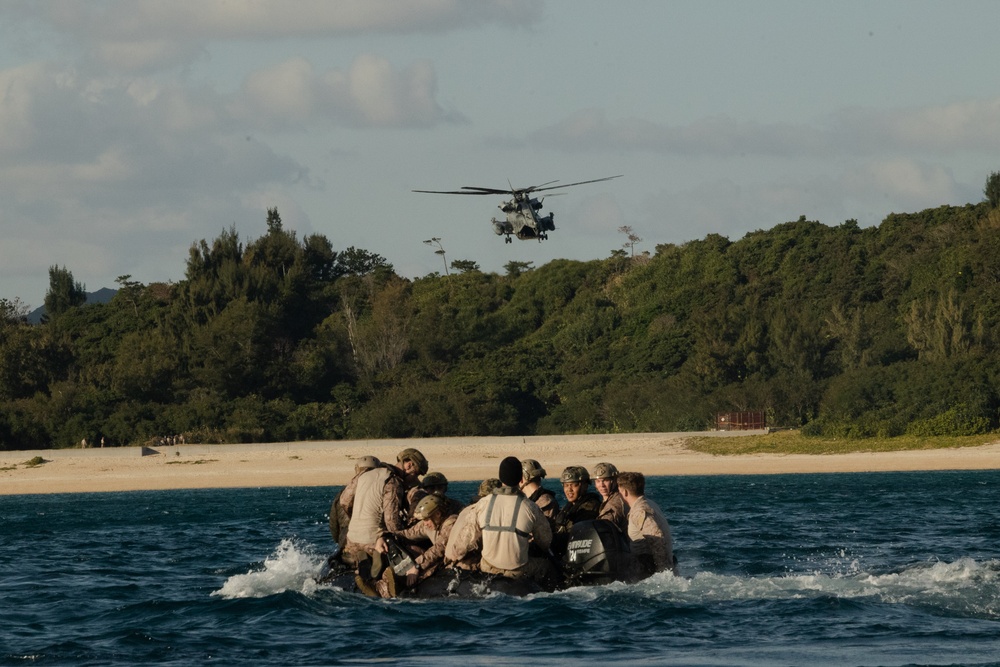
(550, 490), (602, 557)
(444, 504), (483, 570)
(391, 511), (459, 579)
(396, 449), (429, 520)
(597, 490), (629, 535)
(329, 471), (365, 549)
(438, 494), (464, 517)
(528, 487), (560, 521)
(553, 491), (602, 534)
(343, 466), (406, 567)
(626, 495), (677, 576)
(406, 485), (427, 513)
(440, 487), (483, 569)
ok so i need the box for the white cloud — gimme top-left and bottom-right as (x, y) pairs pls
(13, 0), (543, 72)
(0, 35), (461, 305)
(528, 99), (1000, 158)
(0, 52), (453, 202)
(236, 54), (459, 129)
(0, 63), (42, 154)
(528, 109), (834, 156)
(637, 158), (966, 249)
(239, 57), (317, 125)
(833, 98), (1000, 153)
(66, 0), (542, 37)
(92, 39), (203, 75)
(0, 58), (311, 305)
(343, 55), (445, 127)
(840, 159), (960, 208)
(565, 193), (625, 236)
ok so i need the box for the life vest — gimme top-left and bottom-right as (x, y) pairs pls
(478, 489), (538, 571)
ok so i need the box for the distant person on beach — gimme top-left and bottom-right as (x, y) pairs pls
(617, 472), (678, 576)
(591, 462), (629, 534)
(519, 458), (559, 520)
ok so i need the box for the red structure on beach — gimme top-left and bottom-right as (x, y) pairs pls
(715, 411), (766, 431)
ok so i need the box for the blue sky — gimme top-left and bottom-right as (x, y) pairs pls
(3, 1), (999, 309)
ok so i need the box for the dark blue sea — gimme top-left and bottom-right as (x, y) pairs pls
(3, 471), (1000, 666)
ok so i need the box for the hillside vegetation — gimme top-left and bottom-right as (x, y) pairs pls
(3, 202), (1000, 450)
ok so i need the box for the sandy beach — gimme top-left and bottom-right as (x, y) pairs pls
(3, 431), (1000, 496)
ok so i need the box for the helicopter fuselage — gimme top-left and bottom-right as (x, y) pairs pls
(492, 196), (555, 243)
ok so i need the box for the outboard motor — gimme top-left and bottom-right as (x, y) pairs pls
(562, 519), (638, 586)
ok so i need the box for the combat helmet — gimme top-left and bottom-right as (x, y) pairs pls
(560, 465), (590, 484)
(477, 477), (501, 498)
(412, 493), (442, 521)
(590, 462), (618, 480)
(521, 459), (546, 482)
(420, 471), (449, 491)
(397, 448), (429, 476)
(355, 455), (380, 474)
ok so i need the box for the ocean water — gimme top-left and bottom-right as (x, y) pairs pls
(2, 471), (1000, 666)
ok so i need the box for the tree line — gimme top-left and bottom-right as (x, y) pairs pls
(3, 193), (1000, 450)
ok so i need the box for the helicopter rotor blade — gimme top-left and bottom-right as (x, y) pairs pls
(414, 175), (621, 197)
(461, 186), (513, 194)
(412, 188), (503, 195)
(519, 179), (560, 194)
(530, 174), (623, 194)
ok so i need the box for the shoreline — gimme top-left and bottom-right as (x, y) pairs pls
(3, 431), (1000, 496)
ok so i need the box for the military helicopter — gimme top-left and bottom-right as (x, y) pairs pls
(414, 175), (622, 243)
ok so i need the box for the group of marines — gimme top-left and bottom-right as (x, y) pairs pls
(328, 447), (677, 598)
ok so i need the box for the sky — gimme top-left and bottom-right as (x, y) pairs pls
(3, 0), (1000, 309)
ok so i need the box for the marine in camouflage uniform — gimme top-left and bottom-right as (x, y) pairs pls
(342, 463), (407, 568)
(591, 462), (629, 535)
(617, 471), (678, 577)
(421, 472), (465, 516)
(329, 455), (381, 551)
(551, 465), (602, 557)
(475, 457), (554, 586)
(373, 493), (461, 598)
(444, 477), (501, 570)
(396, 448), (429, 520)
(596, 492), (628, 534)
(519, 458), (559, 521)
(445, 478), (500, 570)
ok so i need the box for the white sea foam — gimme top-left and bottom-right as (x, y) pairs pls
(635, 557), (1000, 618)
(212, 538), (328, 599)
(212, 538), (1000, 621)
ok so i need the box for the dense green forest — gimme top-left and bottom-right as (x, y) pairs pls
(3, 198), (1000, 450)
